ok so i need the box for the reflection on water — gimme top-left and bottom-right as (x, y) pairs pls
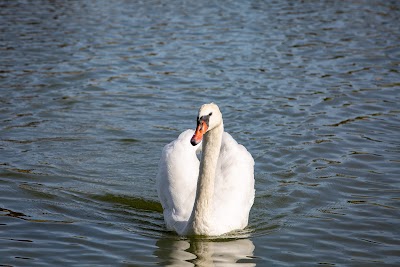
(156, 237), (255, 267)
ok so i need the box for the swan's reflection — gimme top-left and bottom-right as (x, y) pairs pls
(155, 236), (256, 266)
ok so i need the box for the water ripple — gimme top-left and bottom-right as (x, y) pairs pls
(1, 0), (400, 266)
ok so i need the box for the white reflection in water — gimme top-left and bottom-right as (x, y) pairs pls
(156, 238), (255, 266)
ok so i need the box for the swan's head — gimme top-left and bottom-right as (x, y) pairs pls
(190, 103), (222, 146)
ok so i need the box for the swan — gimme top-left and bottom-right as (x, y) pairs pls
(157, 103), (255, 236)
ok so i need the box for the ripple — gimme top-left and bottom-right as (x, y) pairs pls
(1, 0), (399, 265)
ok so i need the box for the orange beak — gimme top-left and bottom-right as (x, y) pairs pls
(190, 121), (208, 146)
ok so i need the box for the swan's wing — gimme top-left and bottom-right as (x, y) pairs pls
(213, 132), (255, 232)
(156, 129), (200, 233)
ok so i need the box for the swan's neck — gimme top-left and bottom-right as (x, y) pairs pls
(191, 122), (223, 235)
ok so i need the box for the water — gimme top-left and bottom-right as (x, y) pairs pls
(1, 0), (399, 266)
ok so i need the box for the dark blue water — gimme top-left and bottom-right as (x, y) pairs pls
(1, 0), (399, 266)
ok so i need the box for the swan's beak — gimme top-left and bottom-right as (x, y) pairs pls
(191, 121), (208, 146)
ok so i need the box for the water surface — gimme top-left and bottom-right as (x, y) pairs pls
(1, 0), (400, 266)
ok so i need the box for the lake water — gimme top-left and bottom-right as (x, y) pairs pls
(1, 0), (399, 266)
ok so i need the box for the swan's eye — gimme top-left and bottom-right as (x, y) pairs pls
(209, 112), (213, 116)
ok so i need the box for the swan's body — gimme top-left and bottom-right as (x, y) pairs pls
(157, 103), (255, 236)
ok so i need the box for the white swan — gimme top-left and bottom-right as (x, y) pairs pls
(157, 103), (255, 236)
